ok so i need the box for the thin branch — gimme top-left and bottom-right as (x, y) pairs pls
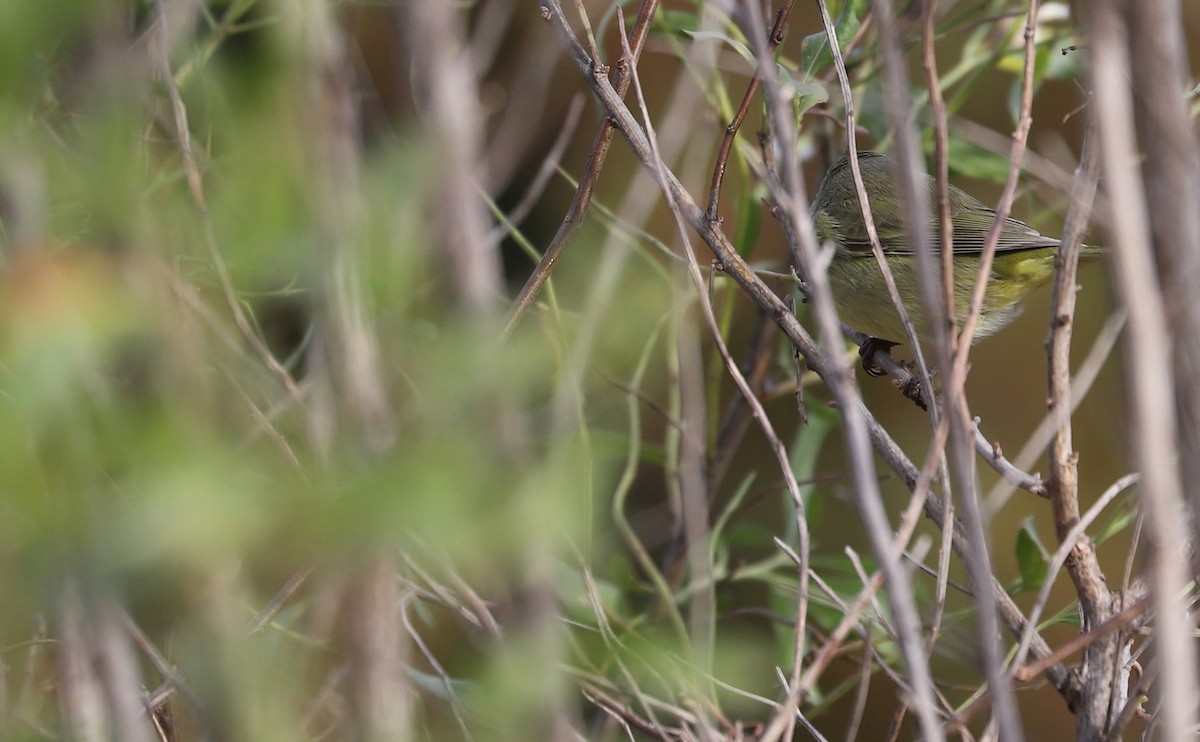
(536, 0), (1076, 712)
(1087, 0), (1200, 736)
(747, 0), (942, 734)
(1013, 597), (1148, 685)
(619, 11), (809, 714)
(985, 309), (1125, 512)
(704, 1), (796, 219)
(486, 94), (586, 245)
(816, 0), (935, 400)
(249, 564), (316, 634)
(1011, 473), (1141, 670)
(502, 0), (659, 338)
(842, 627), (874, 742)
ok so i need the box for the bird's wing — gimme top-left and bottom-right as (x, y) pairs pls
(931, 206), (1061, 254)
(826, 207), (1059, 256)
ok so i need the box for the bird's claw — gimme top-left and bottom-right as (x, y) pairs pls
(858, 337), (900, 377)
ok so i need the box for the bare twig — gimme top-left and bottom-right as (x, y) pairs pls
(985, 309), (1125, 512)
(816, 0), (934, 396)
(704, 1), (796, 219)
(1013, 597), (1148, 684)
(58, 584), (156, 742)
(748, 0), (942, 734)
(502, 0), (658, 338)
(1011, 473), (1140, 670)
(1040, 120), (1123, 736)
(619, 13), (809, 719)
(537, 0), (1076, 715)
(341, 555), (411, 738)
(249, 564), (316, 634)
(486, 94), (586, 246)
(404, 0), (501, 313)
(920, 0), (1043, 734)
(843, 626), (874, 742)
(1085, 0), (1200, 736)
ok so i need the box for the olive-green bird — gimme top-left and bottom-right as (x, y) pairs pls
(810, 150), (1099, 354)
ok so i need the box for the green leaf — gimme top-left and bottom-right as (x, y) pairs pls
(652, 9), (699, 37)
(1041, 602), (1081, 629)
(799, 30), (832, 74)
(945, 139), (1010, 183)
(800, 0), (865, 75)
(1014, 517), (1049, 592)
(684, 30), (754, 66)
(1094, 500), (1137, 545)
(733, 178), (762, 258)
(778, 65), (830, 117)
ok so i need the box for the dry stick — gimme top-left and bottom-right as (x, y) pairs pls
(58, 588), (154, 742)
(406, 0), (501, 315)
(704, 0), (796, 219)
(536, 0), (1074, 709)
(1122, 0), (1200, 726)
(805, 18), (963, 695)
(486, 94), (586, 246)
(918, 0), (958, 661)
(1101, 661), (1155, 742)
(399, 552), (502, 636)
(1088, 1), (1200, 737)
(1011, 473), (1141, 671)
(931, 0), (1043, 735)
(583, 688), (675, 739)
(399, 592), (473, 740)
(502, 0), (657, 339)
(785, 556), (888, 696)
(814, 0), (935, 405)
(1013, 597), (1149, 685)
(1110, 511), (1147, 731)
(985, 310), (1125, 512)
(859, 369), (1078, 702)
(1126, 0), (1200, 531)
(119, 611), (207, 722)
(1041, 121), (1124, 736)
(843, 626), (874, 742)
(709, 310), (779, 492)
(744, 0), (942, 736)
(949, 0), (1040, 362)
(790, 540), (950, 722)
(15, 616), (50, 725)
(882, 0), (1028, 724)
(617, 14), (810, 725)
(249, 563), (317, 634)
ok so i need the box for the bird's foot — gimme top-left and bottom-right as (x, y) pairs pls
(858, 337), (900, 377)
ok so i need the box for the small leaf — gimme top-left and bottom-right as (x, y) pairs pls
(684, 30), (754, 66)
(945, 139), (1010, 183)
(800, 30), (832, 74)
(1015, 517), (1049, 592)
(1094, 500), (1137, 545)
(653, 10), (699, 37)
(779, 65), (829, 116)
(800, 0), (864, 74)
(733, 180), (762, 258)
